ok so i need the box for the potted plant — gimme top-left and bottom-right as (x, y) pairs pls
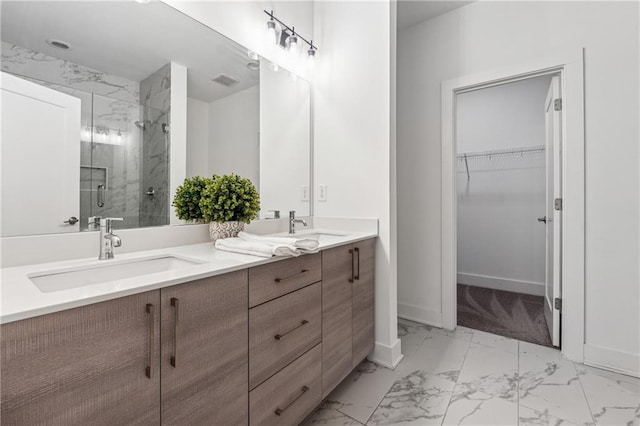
(199, 174), (260, 242)
(172, 176), (214, 223)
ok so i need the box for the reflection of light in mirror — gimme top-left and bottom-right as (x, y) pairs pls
(247, 49), (259, 60)
(81, 126), (124, 145)
(269, 62), (279, 72)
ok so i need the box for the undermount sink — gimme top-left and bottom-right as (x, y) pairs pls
(28, 255), (205, 293)
(289, 230), (347, 241)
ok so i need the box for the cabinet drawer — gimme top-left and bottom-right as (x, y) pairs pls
(249, 253), (321, 307)
(249, 344), (321, 426)
(249, 282), (321, 389)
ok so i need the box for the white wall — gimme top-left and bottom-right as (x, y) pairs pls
(456, 77), (549, 296)
(169, 62), (187, 225)
(398, 1), (639, 375)
(186, 97), (210, 178)
(208, 85), (260, 185)
(260, 65), (311, 218)
(314, 0), (401, 368)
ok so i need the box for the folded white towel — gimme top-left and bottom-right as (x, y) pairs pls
(214, 237), (301, 258)
(237, 231), (319, 252)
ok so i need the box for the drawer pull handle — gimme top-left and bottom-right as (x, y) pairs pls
(349, 249), (354, 283)
(145, 303), (155, 379)
(275, 320), (309, 340)
(274, 269), (309, 283)
(170, 297), (179, 368)
(275, 385), (310, 416)
(354, 247), (361, 280)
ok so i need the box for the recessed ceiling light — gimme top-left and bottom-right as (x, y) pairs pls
(46, 39), (71, 50)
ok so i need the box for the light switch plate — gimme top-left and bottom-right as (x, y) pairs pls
(318, 185), (327, 202)
(301, 185), (309, 201)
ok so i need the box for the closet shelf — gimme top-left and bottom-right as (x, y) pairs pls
(457, 145), (545, 179)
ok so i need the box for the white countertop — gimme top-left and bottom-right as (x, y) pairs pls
(0, 228), (377, 324)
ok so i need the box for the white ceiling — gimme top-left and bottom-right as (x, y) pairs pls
(0, 1), (259, 103)
(397, 0), (474, 31)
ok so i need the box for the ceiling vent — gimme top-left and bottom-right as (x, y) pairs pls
(211, 74), (239, 87)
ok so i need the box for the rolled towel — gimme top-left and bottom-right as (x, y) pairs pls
(215, 237), (301, 258)
(237, 231), (319, 252)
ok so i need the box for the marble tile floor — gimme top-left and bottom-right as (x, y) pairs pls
(303, 319), (640, 426)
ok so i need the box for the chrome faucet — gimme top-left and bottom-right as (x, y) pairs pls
(289, 211), (307, 234)
(99, 217), (123, 260)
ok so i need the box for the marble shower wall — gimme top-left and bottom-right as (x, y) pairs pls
(1, 41), (143, 230)
(139, 63), (171, 227)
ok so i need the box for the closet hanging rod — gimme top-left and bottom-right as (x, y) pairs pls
(456, 145), (545, 160)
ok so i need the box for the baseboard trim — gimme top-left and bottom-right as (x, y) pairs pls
(584, 343), (640, 378)
(458, 272), (545, 297)
(369, 339), (404, 369)
(397, 303), (442, 328)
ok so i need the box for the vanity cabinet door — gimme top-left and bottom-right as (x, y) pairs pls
(321, 244), (354, 397)
(160, 270), (248, 426)
(352, 238), (376, 367)
(0, 290), (161, 425)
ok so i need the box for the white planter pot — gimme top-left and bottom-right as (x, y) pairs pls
(209, 221), (245, 243)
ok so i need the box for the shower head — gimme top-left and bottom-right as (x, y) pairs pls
(134, 120), (151, 130)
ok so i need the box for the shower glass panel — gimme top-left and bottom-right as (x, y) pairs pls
(82, 94), (169, 229)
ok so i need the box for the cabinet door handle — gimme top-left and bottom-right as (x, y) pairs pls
(145, 303), (154, 379)
(274, 385), (310, 416)
(274, 320), (309, 340)
(170, 297), (179, 368)
(349, 249), (354, 283)
(274, 269), (309, 283)
(354, 247), (361, 281)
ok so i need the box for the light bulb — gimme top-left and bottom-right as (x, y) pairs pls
(307, 48), (316, 67)
(286, 33), (298, 53)
(266, 20), (278, 45)
(116, 130), (123, 144)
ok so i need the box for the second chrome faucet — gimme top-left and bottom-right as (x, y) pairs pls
(99, 217), (123, 260)
(288, 211), (307, 234)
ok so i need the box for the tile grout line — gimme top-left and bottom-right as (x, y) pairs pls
(361, 330), (432, 425)
(439, 328), (475, 425)
(517, 340), (520, 425)
(573, 361), (598, 425)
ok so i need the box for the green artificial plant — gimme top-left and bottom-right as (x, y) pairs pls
(199, 174), (260, 224)
(172, 176), (214, 221)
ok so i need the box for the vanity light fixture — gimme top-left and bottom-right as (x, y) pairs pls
(264, 10), (317, 59)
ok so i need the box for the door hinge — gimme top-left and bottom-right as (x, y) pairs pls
(554, 98), (562, 111)
(554, 297), (562, 311)
(554, 198), (563, 211)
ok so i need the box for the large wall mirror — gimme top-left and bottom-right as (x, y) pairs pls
(0, 1), (311, 238)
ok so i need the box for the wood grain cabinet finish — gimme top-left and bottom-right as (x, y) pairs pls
(352, 238), (376, 368)
(0, 290), (161, 426)
(321, 244), (354, 398)
(160, 270), (248, 426)
(249, 282), (321, 389)
(249, 253), (321, 307)
(249, 344), (322, 426)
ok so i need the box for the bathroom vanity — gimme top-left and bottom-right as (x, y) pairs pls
(0, 234), (376, 425)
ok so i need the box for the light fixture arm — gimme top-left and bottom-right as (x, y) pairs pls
(264, 10), (318, 52)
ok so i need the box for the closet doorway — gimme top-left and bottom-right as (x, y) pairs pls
(454, 74), (562, 348)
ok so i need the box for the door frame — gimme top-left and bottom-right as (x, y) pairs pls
(440, 49), (585, 362)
